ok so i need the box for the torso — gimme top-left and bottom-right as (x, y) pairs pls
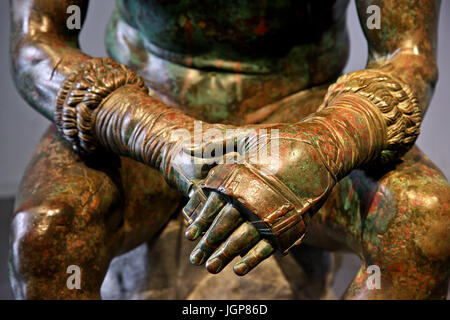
(106, 0), (350, 124)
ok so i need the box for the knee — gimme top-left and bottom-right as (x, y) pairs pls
(10, 202), (75, 277)
(402, 184), (450, 261)
(9, 202), (77, 299)
(404, 182), (450, 214)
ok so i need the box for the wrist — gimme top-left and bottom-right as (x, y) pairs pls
(54, 57), (147, 155)
(319, 69), (422, 167)
(297, 93), (387, 180)
(54, 57), (216, 170)
(298, 69), (422, 180)
(94, 85), (186, 165)
(54, 57), (204, 195)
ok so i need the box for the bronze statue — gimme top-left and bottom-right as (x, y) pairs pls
(8, 0), (449, 299)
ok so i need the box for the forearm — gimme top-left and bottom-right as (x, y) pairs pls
(307, 0), (439, 166)
(92, 83), (230, 187)
(52, 56), (238, 195)
(295, 93), (386, 181)
(10, 1), (235, 193)
(295, 68), (421, 181)
(313, 0), (442, 177)
(12, 38), (211, 174)
(10, 0), (196, 160)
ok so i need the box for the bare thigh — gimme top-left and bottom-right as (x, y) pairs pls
(306, 146), (450, 299)
(10, 125), (181, 299)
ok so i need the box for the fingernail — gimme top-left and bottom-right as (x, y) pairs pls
(206, 257), (223, 274)
(185, 225), (200, 240)
(190, 249), (206, 265)
(234, 262), (249, 276)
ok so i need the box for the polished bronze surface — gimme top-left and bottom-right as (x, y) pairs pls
(8, 0), (449, 299)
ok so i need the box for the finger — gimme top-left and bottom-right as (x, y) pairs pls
(189, 204), (244, 265)
(182, 188), (208, 224)
(205, 222), (260, 274)
(185, 191), (226, 240)
(233, 239), (274, 276)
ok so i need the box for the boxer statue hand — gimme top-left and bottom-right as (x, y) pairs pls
(183, 70), (421, 276)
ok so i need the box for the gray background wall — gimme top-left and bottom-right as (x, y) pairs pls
(0, 0), (448, 299)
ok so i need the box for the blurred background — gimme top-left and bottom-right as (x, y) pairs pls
(0, 1), (449, 299)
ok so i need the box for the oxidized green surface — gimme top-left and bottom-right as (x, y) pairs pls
(106, 0), (349, 123)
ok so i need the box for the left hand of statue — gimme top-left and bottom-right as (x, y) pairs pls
(183, 125), (337, 275)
